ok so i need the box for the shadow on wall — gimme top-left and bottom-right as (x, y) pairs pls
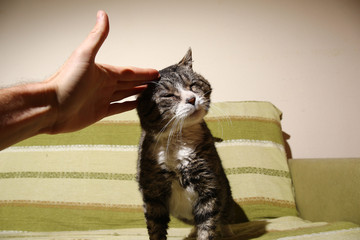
(283, 131), (292, 159)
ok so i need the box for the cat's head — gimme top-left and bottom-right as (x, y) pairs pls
(137, 48), (212, 135)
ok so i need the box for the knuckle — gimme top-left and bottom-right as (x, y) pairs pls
(120, 67), (136, 79)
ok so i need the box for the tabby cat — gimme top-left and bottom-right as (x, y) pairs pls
(136, 49), (248, 240)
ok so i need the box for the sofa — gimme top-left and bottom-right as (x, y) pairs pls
(0, 101), (359, 239)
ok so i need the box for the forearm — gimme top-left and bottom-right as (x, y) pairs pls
(0, 82), (57, 150)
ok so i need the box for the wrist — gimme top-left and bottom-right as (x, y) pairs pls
(35, 80), (59, 134)
(0, 81), (58, 149)
(15, 81), (58, 135)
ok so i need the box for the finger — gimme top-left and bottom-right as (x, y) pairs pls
(107, 100), (138, 117)
(114, 80), (155, 91)
(78, 10), (109, 61)
(118, 66), (160, 81)
(111, 85), (147, 102)
(100, 64), (159, 82)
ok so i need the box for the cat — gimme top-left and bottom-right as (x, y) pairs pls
(136, 48), (248, 240)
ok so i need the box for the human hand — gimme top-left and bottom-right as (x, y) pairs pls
(46, 11), (159, 134)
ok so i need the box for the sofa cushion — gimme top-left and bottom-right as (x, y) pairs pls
(0, 101), (296, 231)
(0, 216), (359, 239)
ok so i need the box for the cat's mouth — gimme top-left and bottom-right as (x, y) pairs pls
(178, 103), (207, 126)
(189, 106), (205, 119)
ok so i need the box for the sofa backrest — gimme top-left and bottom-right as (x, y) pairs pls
(0, 101), (296, 231)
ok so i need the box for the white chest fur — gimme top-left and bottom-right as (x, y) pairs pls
(156, 145), (200, 221)
(169, 178), (198, 221)
(154, 125), (203, 221)
(157, 145), (199, 221)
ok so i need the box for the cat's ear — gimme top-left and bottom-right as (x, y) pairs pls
(178, 48), (193, 69)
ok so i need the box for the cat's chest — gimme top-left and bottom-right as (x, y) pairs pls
(149, 127), (205, 221)
(158, 144), (198, 221)
(156, 144), (194, 171)
(155, 143), (199, 221)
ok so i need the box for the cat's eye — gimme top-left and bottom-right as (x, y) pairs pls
(161, 93), (175, 98)
(190, 83), (198, 91)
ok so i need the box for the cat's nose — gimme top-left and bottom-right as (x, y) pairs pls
(186, 97), (196, 105)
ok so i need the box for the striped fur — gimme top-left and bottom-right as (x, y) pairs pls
(136, 49), (248, 240)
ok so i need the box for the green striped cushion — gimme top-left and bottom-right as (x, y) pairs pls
(0, 101), (296, 231)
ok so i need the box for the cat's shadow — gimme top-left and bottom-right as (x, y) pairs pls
(183, 220), (268, 240)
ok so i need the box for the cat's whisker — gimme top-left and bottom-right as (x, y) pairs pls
(202, 90), (212, 97)
(167, 122), (175, 145)
(211, 104), (233, 126)
(174, 116), (185, 144)
(166, 117), (181, 156)
(144, 81), (161, 86)
(207, 104), (231, 140)
(155, 115), (178, 148)
(157, 115), (177, 137)
(178, 118), (185, 141)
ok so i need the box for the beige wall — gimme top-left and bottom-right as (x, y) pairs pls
(1, 0), (360, 158)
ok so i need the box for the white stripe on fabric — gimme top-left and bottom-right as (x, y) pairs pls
(3, 145), (138, 152)
(4, 140), (284, 153)
(216, 139), (285, 153)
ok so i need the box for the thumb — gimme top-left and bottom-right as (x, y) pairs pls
(78, 10), (110, 61)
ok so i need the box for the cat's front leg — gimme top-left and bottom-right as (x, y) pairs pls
(193, 198), (219, 240)
(144, 199), (170, 240)
(195, 219), (217, 240)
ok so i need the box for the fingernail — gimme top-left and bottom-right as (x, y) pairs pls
(97, 10), (105, 21)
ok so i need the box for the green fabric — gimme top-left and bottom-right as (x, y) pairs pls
(0, 205), (189, 232)
(0, 172), (136, 181)
(207, 119), (284, 145)
(289, 158), (360, 225)
(242, 205), (297, 221)
(0, 216), (358, 239)
(0, 101), (296, 232)
(225, 167), (290, 179)
(14, 119), (283, 147)
(14, 123), (142, 146)
(257, 218), (359, 240)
